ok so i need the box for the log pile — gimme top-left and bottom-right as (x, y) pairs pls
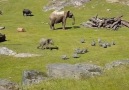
(81, 15), (129, 30)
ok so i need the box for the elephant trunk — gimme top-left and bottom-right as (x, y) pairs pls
(72, 16), (75, 25)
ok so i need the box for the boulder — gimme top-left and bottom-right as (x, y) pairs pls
(0, 79), (19, 90)
(105, 60), (129, 70)
(22, 70), (47, 85)
(43, 0), (91, 11)
(17, 28), (25, 32)
(0, 27), (5, 30)
(47, 63), (103, 79)
(0, 47), (17, 56)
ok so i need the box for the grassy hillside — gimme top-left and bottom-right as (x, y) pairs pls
(0, 0), (129, 90)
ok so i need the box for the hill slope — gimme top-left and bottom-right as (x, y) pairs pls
(0, 0), (129, 90)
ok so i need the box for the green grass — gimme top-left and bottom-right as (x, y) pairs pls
(1, 0), (129, 89)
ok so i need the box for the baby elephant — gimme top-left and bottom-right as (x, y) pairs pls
(37, 38), (54, 49)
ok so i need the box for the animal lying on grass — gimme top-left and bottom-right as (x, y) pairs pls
(37, 38), (54, 49)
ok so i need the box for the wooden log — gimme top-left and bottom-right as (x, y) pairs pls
(121, 20), (129, 28)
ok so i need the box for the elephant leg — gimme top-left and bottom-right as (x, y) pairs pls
(50, 21), (55, 30)
(62, 19), (66, 30)
(62, 22), (66, 30)
(51, 24), (55, 30)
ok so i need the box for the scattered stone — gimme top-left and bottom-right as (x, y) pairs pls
(91, 40), (96, 46)
(105, 60), (129, 70)
(14, 53), (41, 58)
(0, 47), (41, 57)
(22, 70), (47, 85)
(0, 47), (17, 56)
(0, 27), (5, 30)
(0, 79), (19, 90)
(80, 38), (85, 43)
(111, 41), (116, 45)
(47, 63), (103, 79)
(61, 55), (69, 60)
(17, 27), (25, 32)
(102, 43), (107, 48)
(43, 0), (91, 11)
(74, 48), (88, 54)
(72, 53), (80, 58)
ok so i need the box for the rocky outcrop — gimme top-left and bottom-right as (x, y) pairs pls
(106, 0), (129, 6)
(0, 47), (41, 57)
(47, 63), (103, 79)
(0, 79), (19, 90)
(105, 60), (129, 70)
(43, 0), (91, 11)
(22, 70), (47, 85)
(0, 47), (16, 56)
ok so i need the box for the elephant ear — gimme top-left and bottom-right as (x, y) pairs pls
(67, 11), (70, 17)
(64, 11), (70, 18)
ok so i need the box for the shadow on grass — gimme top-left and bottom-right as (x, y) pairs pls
(56, 26), (80, 30)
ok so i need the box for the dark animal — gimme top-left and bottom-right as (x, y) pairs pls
(49, 10), (75, 30)
(37, 38), (54, 49)
(0, 33), (6, 42)
(23, 9), (32, 16)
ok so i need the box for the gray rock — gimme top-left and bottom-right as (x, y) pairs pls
(0, 79), (19, 90)
(14, 53), (41, 58)
(22, 70), (47, 85)
(61, 55), (69, 60)
(0, 27), (5, 30)
(105, 60), (129, 70)
(72, 53), (80, 58)
(47, 63), (103, 79)
(91, 40), (96, 46)
(43, 0), (91, 11)
(0, 47), (17, 56)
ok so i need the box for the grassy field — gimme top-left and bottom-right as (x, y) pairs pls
(0, 0), (129, 90)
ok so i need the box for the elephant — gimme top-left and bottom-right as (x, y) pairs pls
(23, 9), (32, 16)
(49, 10), (75, 30)
(37, 38), (54, 49)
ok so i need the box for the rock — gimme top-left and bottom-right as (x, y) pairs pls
(47, 63), (103, 79)
(14, 53), (41, 58)
(17, 28), (25, 32)
(80, 38), (85, 43)
(0, 79), (19, 90)
(106, 0), (119, 3)
(61, 55), (69, 60)
(43, 0), (91, 11)
(72, 53), (80, 58)
(105, 60), (129, 70)
(0, 27), (5, 30)
(0, 47), (17, 56)
(91, 40), (96, 46)
(22, 70), (47, 85)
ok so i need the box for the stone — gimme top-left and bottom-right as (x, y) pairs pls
(0, 79), (19, 90)
(22, 70), (47, 85)
(47, 63), (103, 79)
(14, 53), (41, 58)
(43, 0), (91, 11)
(0, 27), (5, 30)
(105, 60), (129, 70)
(0, 47), (17, 56)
